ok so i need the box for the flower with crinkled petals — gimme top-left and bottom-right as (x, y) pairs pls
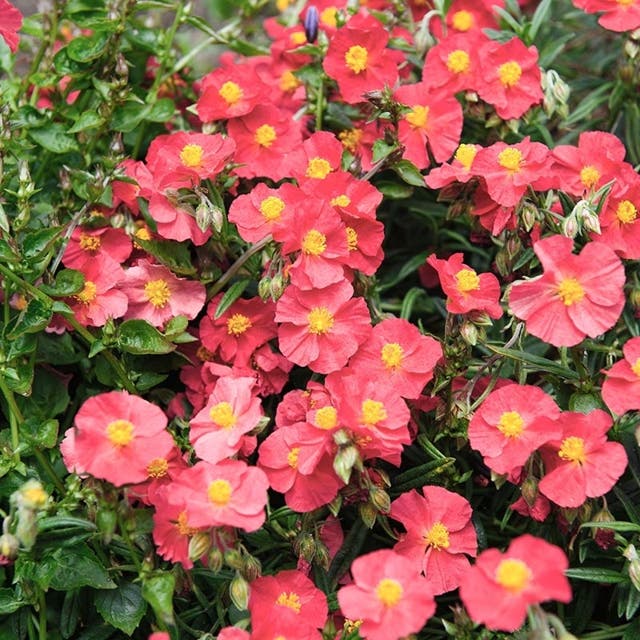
(602, 336), (640, 415)
(121, 259), (206, 328)
(469, 384), (562, 476)
(289, 130), (344, 184)
(175, 459), (269, 531)
(431, 0), (504, 38)
(595, 177), (640, 259)
(62, 226), (132, 270)
(572, 0), (640, 32)
(348, 317), (442, 399)
(509, 236), (625, 347)
(425, 143), (482, 190)
(0, 0), (22, 52)
(60, 391), (175, 486)
(391, 486), (477, 595)
(538, 410), (627, 508)
(427, 253), (503, 318)
(275, 280), (371, 374)
(459, 534), (571, 632)
(338, 549), (436, 640)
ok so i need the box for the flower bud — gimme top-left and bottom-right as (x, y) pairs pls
(520, 476), (539, 507)
(96, 507), (117, 544)
(460, 321), (478, 346)
(242, 554), (262, 581)
(294, 533), (316, 563)
(208, 547), (224, 573)
(590, 506), (615, 551)
(520, 202), (539, 231)
(561, 212), (579, 239)
(269, 273), (286, 300)
(359, 502), (377, 529)
(369, 487), (390, 514)
(229, 572), (250, 611)
(258, 276), (272, 301)
(15, 480), (48, 511)
(333, 444), (360, 484)
(224, 548), (244, 570)
(304, 6), (319, 43)
(0, 532), (19, 561)
(189, 531), (212, 561)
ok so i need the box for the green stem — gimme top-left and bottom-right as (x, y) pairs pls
(315, 77), (324, 132)
(0, 376), (20, 454)
(33, 448), (66, 495)
(38, 589), (47, 640)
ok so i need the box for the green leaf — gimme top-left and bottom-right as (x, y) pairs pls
(40, 269), (85, 297)
(16, 366), (69, 421)
(372, 139), (397, 164)
(134, 237), (196, 276)
(564, 567), (626, 584)
(0, 588), (24, 615)
(5, 333), (37, 360)
(485, 345), (581, 380)
(214, 279), (250, 319)
(20, 418), (58, 449)
(66, 32), (109, 62)
(6, 298), (53, 339)
(95, 581), (147, 635)
(142, 571), (175, 626)
(392, 160), (425, 187)
(147, 98), (175, 123)
(117, 320), (176, 355)
(580, 521), (640, 533)
(60, 589), (80, 639)
(163, 315), (188, 338)
(375, 181), (413, 199)
(47, 544), (116, 590)
(28, 124), (79, 154)
(529, 0), (552, 42)
(22, 227), (62, 261)
(36, 332), (83, 365)
(569, 392), (602, 413)
(4, 360), (35, 396)
(67, 111), (105, 133)
(111, 100), (150, 133)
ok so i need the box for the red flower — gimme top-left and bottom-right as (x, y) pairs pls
(509, 236), (625, 347)
(602, 336), (640, 415)
(538, 410), (627, 508)
(0, 0), (22, 53)
(290, 131), (344, 184)
(62, 226), (132, 270)
(390, 486), (477, 594)
(426, 252), (503, 318)
(573, 0), (640, 32)
(425, 143), (481, 189)
(596, 178), (640, 259)
(459, 534), (571, 632)
(337, 549), (436, 640)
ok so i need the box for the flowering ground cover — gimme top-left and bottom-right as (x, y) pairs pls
(1, 0), (640, 638)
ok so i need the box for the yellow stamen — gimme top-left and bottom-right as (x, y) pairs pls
(176, 510), (198, 536)
(209, 401), (237, 429)
(260, 196), (285, 221)
(254, 124), (277, 148)
(497, 411), (525, 438)
(406, 105), (429, 130)
(558, 436), (587, 464)
(616, 200), (637, 224)
(381, 342), (403, 371)
(455, 268), (480, 293)
(331, 194), (351, 208)
(306, 157), (332, 179)
(301, 229), (327, 255)
(556, 278), (585, 306)
(208, 479), (232, 506)
(180, 144), (204, 168)
(580, 165), (601, 189)
(375, 578), (403, 607)
(498, 61), (522, 88)
(147, 458), (169, 478)
(315, 406), (338, 430)
(307, 307), (334, 334)
(451, 9), (473, 31)
(280, 70), (301, 93)
(498, 147), (523, 173)
(106, 419), (134, 447)
(320, 7), (338, 27)
(346, 226), (358, 251)
(495, 558), (531, 593)
(76, 281), (97, 304)
(632, 357), (640, 377)
(424, 521), (450, 550)
(345, 45), (368, 74)
(360, 399), (387, 426)
(455, 144), (477, 170)
(276, 592), (301, 613)
(338, 128), (363, 153)
(287, 447), (300, 469)
(447, 50), (471, 74)
(227, 313), (252, 335)
(145, 279), (171, 308)
(79, 233), (101, 251)
(218, 81), (243, 106)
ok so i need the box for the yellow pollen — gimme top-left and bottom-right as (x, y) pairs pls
(345, 45), (368, 74)
(617, 0), (634, 5)
(497, 411), (525, 438)
(290, 31), (306, 45)
(556, 277), (585, 306)
(306, 157), (332, 179)
(580, 165), (601, 189)
(276, 592), (301, 613)
(276, 0), (290, 10)
(632, 357), (640, 377)
(22, 487), (47, 507)
(145, 279), (171, 308)
(331, 194), (351, 208)
(209, 401), (237, 429)
(447, 49), (471, 74)
(455, 144), (477, 170)
(176, 510), (198, 536)
(147, 457), (169, 478)
(498, 147), (523, 172)
(455, 268), (480, 293)
(307, 307), (335, 334)
(227, 313), (252, 335)
(280, 70), (301, 92)
(287, 447), (300, 468)
(315, 406), (338, 430)
(135, 227), (151, 242)
(218, 81), (243, 106)
(76, 281), (97, 304)
(616, 200), (637, 224)
(106, 419), (134, 447)
(179, 144), (204, 168)
(255, 124), (277, 148)
(302, 229), (327, 255)
(381, 342), (404, 371)
(424, 521), (450, 550)
(339, 128), (363, 153)
(495, 558), (531, 593)
(406, 105), (429, 130)
(376, 578), (403, 607)
(320, 6), (338, 27)
(260, 196), (285, 221)
(344, 619), (363, 633)
(79, 233), (101, 251)
(451, 9), (474, 31)
(14, 294), (27, 311)
(558, 436), (587, 464)
(208, 479), (232, 506)
(346, 226), (358, 251)
(360, 399), (387, 426)
(498, 61), (522, 88)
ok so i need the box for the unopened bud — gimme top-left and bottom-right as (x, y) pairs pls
(15, 480), (48, 511)
(520, 202), (539, 231)
(314, 542), (330, 570)
(224, 548), (244, 570)
(258, 277), (272, 301)
(0, 533), (19, 561)
(591, 506), (615, 551)
(229, 572), (250, 610)
(561, 213), (579, 239)
(208, 547), (224, 573)
(96, 507), (117, 544)
(242, 554), (262, 581)
(369, 487), (390, 514)
(359, 502), (377, 529)
(304, 5), (319, 43)
(294, 533), (316, 563)
(189, 531), (212, 561)
(520, 476), (539, 507)
(460, 321), (478, 346)
(15, 509), (37, 550)
(269, 273), (286, 300)
(333, 444), (360, 484)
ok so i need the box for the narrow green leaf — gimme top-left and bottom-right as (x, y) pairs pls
(486, 345), (581, 380)
(580, 521), (640, 533)
(214, 279), (250, 319)
(564, 567), (626, 584)
(22, 227), (62, 260)
(67, 111), (105, 133)
(142, 571), (175, 626)
(6, 298), (53, 339)
(392, 160), (425, 187)
(0, 588), (24, 615)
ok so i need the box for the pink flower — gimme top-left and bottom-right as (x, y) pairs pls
(572, 0), (640, 32)
(602, 336), (640, 415)
(0, 0), (22, 52)
(337, 549), (436, 640)
(62, 226), (132, 270)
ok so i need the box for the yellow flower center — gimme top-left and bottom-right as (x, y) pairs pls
(345, 45), (368, 73)
(380, 342), (404, 371)
(307, 307), (335, 334)
(287, 447), (300, 468)
(315, 406), (338, 429)
(580, 165), (601, 189)
(306, 157), (332, 179)
(455, 144), (477, 170)
(339, 128), (363, 153)
(447, 49), (471, 74)
(180, 144), (204, 168)
(145, 279), (171, 308)
(558, 436), (587, 464)
(346, 226), (358, 251)
(320, 6), (338, 27)
(617, 0), (635, 6)
(406, 105), (429, 130)
(280, 70), (301, 92)
(260, 196), (285, 221)
(375, 578), (403, 607)
(79, 233), (101, 251)
(424, 521), (451, 550)
(147, 457), (169, 478)
(495, 558), (531, 593)
(290, 31), (306, 46)
(498, 147), (523, 173)
(276, 592), (301, 613)
(276, 0), (290, 10)
(497, 411), (525, 438)
(106, 419), (135, 447)
(254, 124), (277, 148)
(209, 401), (237, 429)
(135, 227), (151, 242)
(76, 281), (97, 304)
(208, 479), (232, 506)
(360, 399), (387, 426)
(632, 357), (640, 377)
(498, 61), (522, 88)
(331, 194), (351, 208)
(556, 277), (585, 306)
(22, 487), (47, 507)
(616, 200), (637, 224)
(219, 81), (243, 106)
(455, 268), (480, 293)
(176, 510), (198, 536)
(227, 313), (252, 335)
(302, 229), (327, 255)
(451, 9), (474, 31)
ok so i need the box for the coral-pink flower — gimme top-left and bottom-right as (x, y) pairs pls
(602, 336), (640, 415)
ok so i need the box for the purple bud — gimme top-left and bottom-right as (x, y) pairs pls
(304, 6), (319, 43)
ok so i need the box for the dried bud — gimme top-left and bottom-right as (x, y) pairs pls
(294, 533), (316, 563)
(14, 480), (48, 511)
(269, 273), (286, 300)
(189, 531), (212, 561)
(96, 507), (117, 544)
(0, 532), (19, 561)
(333, 444), (360, 484)
(591, 506), (616, 551)
(229, 572), (250, 610)
(520, 476), (539, 507)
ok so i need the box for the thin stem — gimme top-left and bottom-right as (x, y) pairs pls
(0, 376), (21, 454)
(38, 590), (47, 640)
